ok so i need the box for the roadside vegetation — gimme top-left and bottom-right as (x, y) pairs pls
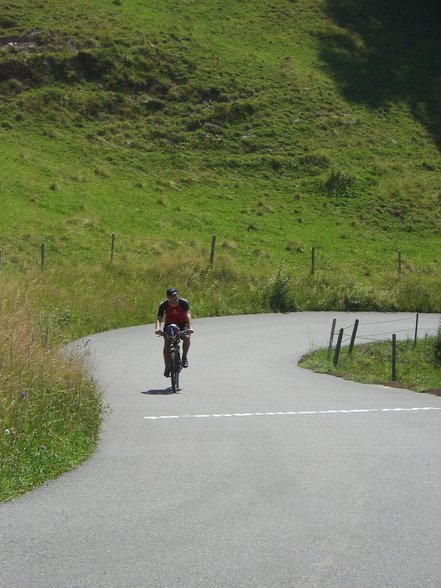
(0, 279), (102, 503)
(1, 0), (440, 500)
(299, 325), (441, 394)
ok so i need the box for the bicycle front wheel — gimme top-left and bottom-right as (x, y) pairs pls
(170, 350), (180, 393)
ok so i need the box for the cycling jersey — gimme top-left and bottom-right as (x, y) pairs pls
(157, 298), (190, 326)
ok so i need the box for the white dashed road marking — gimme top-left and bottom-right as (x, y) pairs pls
(144, 407), (441, 421)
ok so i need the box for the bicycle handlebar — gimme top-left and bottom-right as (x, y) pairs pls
(156, 329), (193, 337)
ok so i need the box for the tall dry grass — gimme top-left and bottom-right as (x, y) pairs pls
(0, 278), (102, 502)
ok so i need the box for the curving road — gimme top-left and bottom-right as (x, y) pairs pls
(1, 312), (441, 587)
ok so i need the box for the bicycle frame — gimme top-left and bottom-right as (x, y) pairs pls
(160, 324), (185, 392)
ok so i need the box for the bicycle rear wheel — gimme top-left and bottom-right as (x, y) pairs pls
(170, 350), (180, 392)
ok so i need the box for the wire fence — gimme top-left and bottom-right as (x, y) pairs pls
(0, 234), (434, 271)
(328, 313), (440, 379)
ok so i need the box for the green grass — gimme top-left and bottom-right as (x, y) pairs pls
(0, 1), (440, 310)
(1, 0), (441, 500)
(299, 334), (441, 394)
(0, 280), (103, 502)
(1, 3), (440, 279)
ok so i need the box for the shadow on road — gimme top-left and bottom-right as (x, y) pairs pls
(141, 388), (177, 395)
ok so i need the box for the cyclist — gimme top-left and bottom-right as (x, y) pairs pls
(155, 287), (193, 377)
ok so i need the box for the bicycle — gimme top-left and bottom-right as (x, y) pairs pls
(158, 324), (191, 393)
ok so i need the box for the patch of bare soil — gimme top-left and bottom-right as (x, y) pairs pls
(0, 30), (41, 53)
(427, 388), (441, 396)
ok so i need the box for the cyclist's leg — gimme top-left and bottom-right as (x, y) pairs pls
(180, 323), (190, 366)
(163, 337), (170, 366)
(182, 336), (190, 356)
(163, 331), (171, 376)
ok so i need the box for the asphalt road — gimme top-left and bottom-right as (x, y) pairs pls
(1, 312), (441, 587)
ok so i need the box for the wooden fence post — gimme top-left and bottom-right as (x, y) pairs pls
(391, 334), (397, 381)
(327, 318), (336, 358)
(333, 328), (344, 367)
(110, 233), (115, 262)
(414, 313), (419, 347)
(348, 319), (359, 356)
(210, 235), (216, 264)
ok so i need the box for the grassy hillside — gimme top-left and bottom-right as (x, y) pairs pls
(1, 0), (441, 500)
(1, 0), (440, 291)
(1, 0), (441, 330)
(1, 2), (440, 325)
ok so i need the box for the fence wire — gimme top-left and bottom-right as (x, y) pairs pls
(328, 313), (440, 374)
(330, 314), (440, 347)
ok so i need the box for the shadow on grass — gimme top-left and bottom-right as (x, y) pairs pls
(320, 0), (441, 147)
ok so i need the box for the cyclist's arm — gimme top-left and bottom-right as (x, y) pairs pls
(185, 310), (193, 333)
(155, 301), (166, 333)
(155, 315), (162, 333)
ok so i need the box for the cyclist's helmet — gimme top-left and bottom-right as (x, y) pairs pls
(165, 323), (181, 343)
